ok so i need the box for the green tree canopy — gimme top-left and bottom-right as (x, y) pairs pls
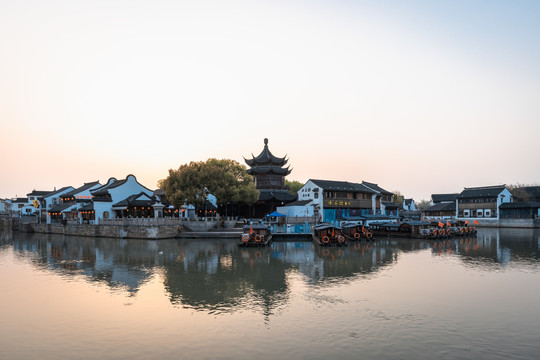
(159, 159), (259, 209)
(285, 179), (304, 195)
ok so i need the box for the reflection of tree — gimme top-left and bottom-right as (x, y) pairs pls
(161, 241), (289, 318)
(10, 228), (540, 317)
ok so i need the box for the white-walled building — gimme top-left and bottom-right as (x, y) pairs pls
(403, 199), (416, 211)
(456, 185), (512, 221)
(276, 200), (315, 218)
(48, 181), (101, 224)
(294, 179), (395, 223)
(91, 175), (154, 223)
(0, 198), (12, 213)
(42, 186), (75, 211)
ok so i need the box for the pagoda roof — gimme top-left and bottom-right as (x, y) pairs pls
(258, 190), (297, 202)
(244, 138), (289, 167)
(247, 165), (291, 176)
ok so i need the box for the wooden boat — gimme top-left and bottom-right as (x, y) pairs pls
(312, 224), (347, 247)
(369, 222), (403, 237)
(341, 222), (374, 241)
(370, 221), (450, 239)
(239, 224), (272, 247)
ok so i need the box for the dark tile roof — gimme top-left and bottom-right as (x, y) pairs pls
(431, 193), (459, 203)
(422, 202), (456, 212)
(362, 181), (393, 196)
(44, 186), (73, 198)
(284, 200), (312, 207)
(499, 202), (540, 209)
(26, 190), (54, 197)
(62, 181), (101, 197)
(90, 178), (118, 194)
(258, 190), (296, 202)
(79, 203), (94, 211)
(244, 138), (288, 167)
(314, 223), (342, 231)
(92, 175), (154, 196)
(458, 185), (507, 199)
(112, 193), (157, 207)
(49, 203), (77, 212)
(309, 179), (376, 193)
(247, 165), (291, 176)
(382, 201), (399, 208)
(13, 198), (28, 203)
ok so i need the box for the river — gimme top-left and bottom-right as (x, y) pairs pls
(1, 228), (539, 359)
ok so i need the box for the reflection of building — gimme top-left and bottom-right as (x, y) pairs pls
(243, 138), (296, 218)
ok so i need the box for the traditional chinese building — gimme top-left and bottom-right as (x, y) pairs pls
(456, 185), (512, 220)
(243, 138), (296, 218)
(294, 179), (396, 223)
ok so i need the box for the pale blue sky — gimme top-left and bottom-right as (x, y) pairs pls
(1, 0), (539, 201)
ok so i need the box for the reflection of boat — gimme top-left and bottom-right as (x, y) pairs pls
(312, 224), (347, 247)
(341, 222), (374, 241)
(239, 224), (272, 247)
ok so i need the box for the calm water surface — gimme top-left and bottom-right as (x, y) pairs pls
(1, 228), (540, 360)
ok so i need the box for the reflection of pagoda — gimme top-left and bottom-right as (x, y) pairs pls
(243, 138), (296, 218)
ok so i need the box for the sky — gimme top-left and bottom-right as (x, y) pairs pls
(1, 0), (539, 201)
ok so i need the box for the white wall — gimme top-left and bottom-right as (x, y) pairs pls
(496, 188), (513, 219)
(297, 180), (323, 217)
(43, 187), (75, 210)
(276, 204), (314, 217)
(94, 175), (154, 223)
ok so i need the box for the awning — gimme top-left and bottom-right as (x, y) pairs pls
(266, 211), (286, 217)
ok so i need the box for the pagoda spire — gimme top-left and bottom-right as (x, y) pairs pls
(244, 138), (292, 189)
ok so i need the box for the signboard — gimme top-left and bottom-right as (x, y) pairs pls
(324, 199), (372, 208)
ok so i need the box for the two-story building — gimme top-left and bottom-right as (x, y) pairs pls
(48, 181), (101, 223)
(422, 193), (458, 220)
(292, 179), (395, 223)
(91, 174), (155, 223)
(456, 185), (512, 220)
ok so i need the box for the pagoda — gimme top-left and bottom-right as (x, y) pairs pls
(243, 138), (296, 217)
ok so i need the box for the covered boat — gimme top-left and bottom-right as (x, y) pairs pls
(312, 224), (347, 247)
(239, 224), (272, 247)
(341, 222), (374, 241)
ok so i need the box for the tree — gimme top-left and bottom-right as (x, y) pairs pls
(285, 179), (304, 195)
(159, 159), (259, 209)
(416, 199), (432, 211)
(392, 190), (404, 206)
(507, 183), (539, 202)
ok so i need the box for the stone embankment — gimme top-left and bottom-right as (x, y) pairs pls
(15, 219), (242, 240)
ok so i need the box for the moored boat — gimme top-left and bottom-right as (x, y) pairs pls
(312, 224), (347, 247)
(239, 224), (272, 247)
(341, 222), (374, 241)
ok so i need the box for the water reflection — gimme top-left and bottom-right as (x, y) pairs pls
(8, 228), (540, 313)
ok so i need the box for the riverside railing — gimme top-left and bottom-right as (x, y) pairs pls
(100, 218), (184, 226)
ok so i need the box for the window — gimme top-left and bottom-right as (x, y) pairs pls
(485, 209), (491, 217)
(463, 210), (470, 217)
(477, 209), (483, 217)
(314, 193), (319, 199)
